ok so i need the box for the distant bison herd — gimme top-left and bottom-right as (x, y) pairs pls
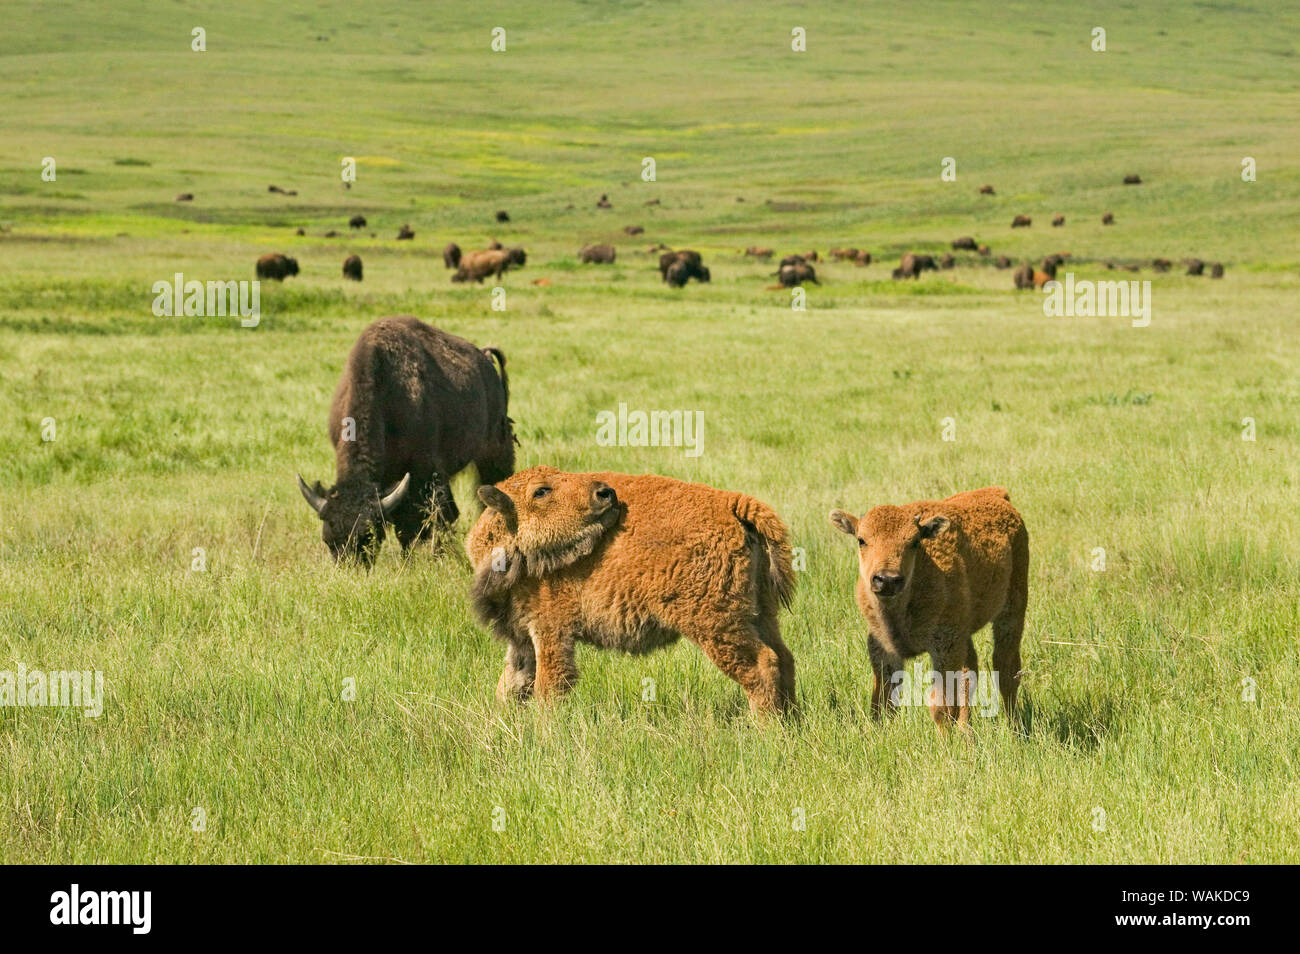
(294, 314), (1028, 729)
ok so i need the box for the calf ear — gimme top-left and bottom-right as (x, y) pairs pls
(916, 515), (951, 539)
(828, 509), (859, 536)
(478, 485), (518, 533)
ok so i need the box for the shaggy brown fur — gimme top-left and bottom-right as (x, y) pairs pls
(467, 466), (797, 714)
(895, 252), (937, 279)
(854, 250), (872, 266)
(176, 193), (194, 202)
(349, 215), (367, 229)
(1011, 215), (1032, 228)
(829, 247), (858, 261)
(443, 242), (462, 269)
(951, 236), (977, 250)
(579, 243), (616, 264)
(830, 487), (1028, 730)
(596, 193), (612, 209)
(298, 316), (515, 563)
(659, 250), (707, 284)
(256, 253), (299, 281)
(342, 254), (363, 281)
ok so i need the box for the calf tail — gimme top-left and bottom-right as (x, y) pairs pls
(732, 495), (796, 611)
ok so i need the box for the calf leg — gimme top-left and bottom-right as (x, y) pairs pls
(867, 636), (903, 722)
(528, 624), (578, 703)
(992, 603), (1025, 722)
(496, 637), (536, 703)
(756, 615), (797, 713)
(688, 620), (789, 716)
(929, 637), (978, 733)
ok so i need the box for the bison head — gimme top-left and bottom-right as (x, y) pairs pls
(297, 472), (410, 565)
(284, 256), (300, 276)
(829, 506), (950, 603)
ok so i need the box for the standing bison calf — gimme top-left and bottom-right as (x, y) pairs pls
(829, 487), (1028, 730)
(298, 316), (515, 564)
(467, 467), (797, 715)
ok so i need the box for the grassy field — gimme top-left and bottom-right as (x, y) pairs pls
(1, 0), (1298, 863)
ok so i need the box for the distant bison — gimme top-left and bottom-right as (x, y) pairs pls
(1013, 262), (1035, 289)
(175, 193), (194, 202)
(854, 251), (872, 266)
(978, 245), (991, 257)
(624, 225), (644, 235)
(659, 250), (708, 285)
(830, 247), (859, 261)
(298, 316), (515, 564)
(579, 244), (616, 264)
(829, 486), (1028, 729)
(1152, 258), (1172, 272)
(349, 215), (367, 230)
(1186, 259), (1205, 276)
(342, 254), (363, 281)
(256, 253), (299, 281)
(443, 242), (462, 269)
(745, 246), (775, 260)
(1051, 214), (1065, 227)
(397, 224), (415, 240)
(453, 249), (515, 283)
(596, 193), (612, 209)
(952, 237), (978, 250)
(495, 210), (510, 223)
(468, 466), (797, 714)
(894, 253), (938, 279)
(777, 262), (818, 287)
(1102, 212), (1115, 225)
(1210, 263), (1224, 278)
(940, 253), (955, 270)
(1123, 174), (1142, 185)
(979, 185), (996, 195)
(1011, 215), (1032, 228)
(995, 256), (1012, 269)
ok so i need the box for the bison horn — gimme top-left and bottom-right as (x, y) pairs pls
(298, 474), (326, 515)
(379, 473), (412, 516)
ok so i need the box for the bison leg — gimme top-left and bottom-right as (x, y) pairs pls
(992, 528), (1029, 724)
(756, 615), (797, 713)
(393, 473), (458, 551)
(529, 624), (578, 703)
(496, 637), (536, 703)
(928, 636), (977, 734)
(867, 636), (903, 722)
(688, 620), (789, 716)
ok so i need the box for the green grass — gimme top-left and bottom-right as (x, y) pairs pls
(1, 0), (1298, 863)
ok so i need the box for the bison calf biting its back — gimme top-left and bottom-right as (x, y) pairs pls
(468, 467), (797, 714)
(342, 254), (363, 281)
(829, 487), (1028, 730)
(256, 253), (299, 281)
(298, 316), (515, 564)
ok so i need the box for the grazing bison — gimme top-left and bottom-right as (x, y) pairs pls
(349, 215), (367, 230)
(1123, 174), (1142, 185)
(298, 316), (515, 564)
(295, 227), (306, 236)
(468, 467), (797, 714)
(397, 224), (415, 240)
(829, 487), (1028, 729)
(624, 225), (644, 235)
(777, 261), (818, 287)
(175, 193), (194, 202)
(443, 242), (462, 269)
(1152, 258), (1172, 272)
(1210, 263), (1224, 278)
(979, 185), (995, 195)
(324, 230), (339, 238)
(1052, 214), (1065, 227)
(978, 244), (991, 257)
(453, 249), (514, 283)
(952, 237), (978, 251)
(665, 261), (690, 287)
(596, 193), (612, 209)
(895, 253), (938, 279)
(995, 256), (1012, 269)
(745, 246), (775, 260)
(1102, 212), (1115, 225)
(256, 253), (299, 281)
(659, 250), (707, 284)
(1013, 262), (1035, 289)
(342, 254), (363, 281)
(579, 243), (616, 264)
(1011, 215), (1032, 228)
(854, 251), (872, 266)
(778, 254), (806, 269)
(496, 210), (510, 222)
(1186, 259), (1205, 276)
(830, 247), (859, 261)
(803, 250), (821, 262)
(506, 246), (527, 267)
(939, 253), (955, 270)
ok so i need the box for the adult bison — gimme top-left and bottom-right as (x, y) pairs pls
(297, 316), (516, 563)
(342, 254), (363, 281)
(443, 242), (462, 269)
(777, 261), (818, 287)
(453, 249), (513, 283)
(349, 215), (367, 230)
(579, 244), (616, 263)
(256, 253), (299, 281)
(659, 249), (708, 284)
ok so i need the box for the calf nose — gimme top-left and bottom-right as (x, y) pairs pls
(592, 483), (617, 508)
(871, 572), (904, 597)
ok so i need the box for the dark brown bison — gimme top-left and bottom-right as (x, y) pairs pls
(297, 316), (515, 564)
(1011, 215), (1032, 228)
(443, 243), (462, 269)
(342, 255), (363, 281)
(295, 227), (306, 236)
(979, 185), (995, 195)
(854, 250), (872, 266)
(939, 254), (955, 270)
(324, 230), (339, 238)
(777, 262), (818, 287)
(665, 261), (690, 287)
(995, 256), (1012, 269)
(596, 193), (612, 209)
(495, 210), (510, 222)
(1051, 214), (1065, 227)
(1102, 212), (1115, 225)
(778, 254), (806, 269)
(256, 253), (299, 281)
(951, 237), (978, 250)
(1210, 263), (1224, 278)
(506, 246), (527, 267)
(830, 248), (859, 261)
(895, 253), (938, 279)
(1013, 263), (1035, 289)
(659, 250), (707, 284)
(1123, 174), (1142, 185)
(579, 244), (616, 264)
(1043, 254), (1065, 269)
(349, 215), (367, 229)
(397, 224), (415, 240)
(175, 193), (194, 202)
(624, 225), (644, 235)
(1152, 258), (1172, 272)
(1186, 259), (1204, 276)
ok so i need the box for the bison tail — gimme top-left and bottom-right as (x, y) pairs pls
(483, 346), (509, 410)
(732, 495), (796, 611)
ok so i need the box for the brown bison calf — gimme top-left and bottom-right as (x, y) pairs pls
(829, 487), (1028, 730)
(746, 246), (775, 260)
(468, 467), (797, 714)
(1052, 214), (1065, 227)
(342, 254), (363, 281)
(256, 253), (299, 281)
(579, 243), (616, 264)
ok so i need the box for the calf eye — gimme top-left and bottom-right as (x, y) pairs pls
(532, 487), (551, 499)
(856, 537), (866, 547)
